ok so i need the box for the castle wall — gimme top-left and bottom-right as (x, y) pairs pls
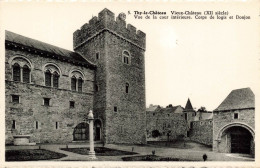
(5, 48), (95, 144)
(189, 119), (213, 146)
(146, 107), (187, 141)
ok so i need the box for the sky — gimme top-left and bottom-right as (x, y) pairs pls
(1, 1), (259, 111)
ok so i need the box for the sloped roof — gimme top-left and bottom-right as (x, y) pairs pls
(184, 98), (194, 111)
(146, 105), (160, 112)
(214, 88), (255, 111)
(5, 30), (95, 69)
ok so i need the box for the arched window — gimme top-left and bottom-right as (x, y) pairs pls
(23, 65), (30, 83)
(123, 51), (130, 65)
(53, 71), (59, 88)
(45, 70), (52, 87)
(71, 76), (77, 91)
(125, 83), (129, 93)
(13, 63), (21, 82)
(78, 77), (83, 92)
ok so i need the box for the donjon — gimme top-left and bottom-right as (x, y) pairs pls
(73, 8), (146, 144)
(5, 8), (146, 145)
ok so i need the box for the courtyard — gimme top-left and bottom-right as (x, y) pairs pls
(5, 141), (254, 161)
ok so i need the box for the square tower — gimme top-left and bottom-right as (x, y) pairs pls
(73, 8), (146, 144)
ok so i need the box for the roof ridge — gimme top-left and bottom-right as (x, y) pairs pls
(6, 30), (75, 54)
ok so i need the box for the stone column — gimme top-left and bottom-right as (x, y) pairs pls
(20, 67), (23, 82)
(88, 110), (96, 159)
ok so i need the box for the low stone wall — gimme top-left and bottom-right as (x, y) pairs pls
(189, 119), (213, 146)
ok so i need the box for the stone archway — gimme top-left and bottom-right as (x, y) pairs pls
(216, 122), (255, 154)
(73, 122), (89, 141)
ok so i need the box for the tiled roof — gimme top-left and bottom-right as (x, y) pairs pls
(184, 98), (194, 111)
(214, 88), (255, 111)
(5, 30), (96, 69)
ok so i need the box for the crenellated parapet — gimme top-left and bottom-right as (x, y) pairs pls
(73, 8), (146, 51)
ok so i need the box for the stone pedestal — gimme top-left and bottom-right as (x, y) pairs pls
(13, 135), (36, 146)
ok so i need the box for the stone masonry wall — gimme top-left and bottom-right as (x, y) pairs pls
(5, 48), (95, 144)
(146, 107), (187, 141)
(213, 109), (255, 153)
(189, 119), (213, 146)
(74, 9), (146, 144)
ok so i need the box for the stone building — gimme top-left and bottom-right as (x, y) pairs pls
(182, 99), (213, 146)
(213, 88), (255, 155)
(146, 104), (187, 141)
(189, 110), (213, 146)
(5, 8), (146, 145)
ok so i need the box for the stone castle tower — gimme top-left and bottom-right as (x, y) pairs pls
(183, 98), (196, 131)
(73, 8), (146, 144)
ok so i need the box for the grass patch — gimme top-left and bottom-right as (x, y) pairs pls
(61, 147), (138, 156)
(122, 155), (193, 161)
(6, 149), (67, 161)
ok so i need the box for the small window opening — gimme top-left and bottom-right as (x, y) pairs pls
(96, 52), (100, 60)
(56, 122), (59, 129)
(44, 98), (50, 106)
(184, 113), (188, 120)
(36, 121), (39, 129)
(95, 84), (99, 92)
(234, 113), (238, 119)
(114, 106), (118, 112)
(70, 101), (75, 108)
(12, 95), (19, 103)
(12, 120), (16, 129)
(125, 83), (129, 93)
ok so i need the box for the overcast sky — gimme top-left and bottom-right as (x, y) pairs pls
(1, 2), (259, 111)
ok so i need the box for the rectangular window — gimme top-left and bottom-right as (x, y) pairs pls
(53, 75), (59, 88)
(56, 122), (59, 129)
(184, 113), (188, 120)
(45, 72), (52, 87)
(44, 98), (50, 106)
(71, 78), (76, 91)
(23, 67), (30, 83)
(12, 120), (16, 129)
(78, 79), (83, 92)
(70, 101), (75, 108)
(96, 52), (100, 60)
(35, 121), (39, 129)
(234, 113), (238, 119)
(114, 106), (117, 112)
(12, 95), (20, 103)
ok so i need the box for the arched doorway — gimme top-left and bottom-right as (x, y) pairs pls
(217, 123), (254, 154)
(73, 122), (89, 141)
(228, 126), (251, 154)
(94, 119), (102, 141)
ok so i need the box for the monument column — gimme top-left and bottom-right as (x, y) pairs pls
(88, 110), (96, 159)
